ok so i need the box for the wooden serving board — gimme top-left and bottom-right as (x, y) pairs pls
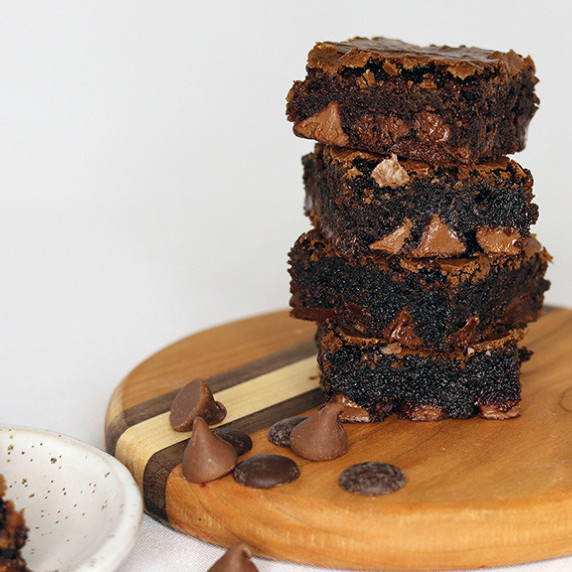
(105, 308), (572, 571)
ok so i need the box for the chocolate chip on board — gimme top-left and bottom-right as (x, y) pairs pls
(267, 416), (307, 448)
(290, 403), (348, 461)
(170, 378), (227, 431)
(233, 454), (300, 489)
(213, 427), (253, 456)
(207, 542), (259, 572)
(339, 462), (406, 496)
(182, 417), (237, 483)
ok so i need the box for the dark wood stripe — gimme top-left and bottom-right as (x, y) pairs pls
(206, 340), (317, 393)
(222, 387), (323, 435)
(143, 387), (323, 521)
(106, 339), (316, 455)
(144, 440), (186, 525)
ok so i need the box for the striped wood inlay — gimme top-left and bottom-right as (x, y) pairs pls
(106, 338), (317, 455)
(112, 343), (323, 517)
(106, 309), (572, 571)
(145, 388), (323, 520)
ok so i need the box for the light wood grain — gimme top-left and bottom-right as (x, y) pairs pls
(106, 308), (572, 570)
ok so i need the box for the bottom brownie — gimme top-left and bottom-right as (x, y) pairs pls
(317, 321), (529, 422)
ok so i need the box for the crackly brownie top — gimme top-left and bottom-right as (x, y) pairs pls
(395, 235), (546, 284)
(322, 145), (531, 184)
(320, 319), (526, 359)
(307, 37), (536, 81)
(295, 229), (548, 286)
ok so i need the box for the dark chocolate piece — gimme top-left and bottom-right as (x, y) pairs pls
(317, 320), (527, 421)
(290, 403), (348, 461)
(287, 37), (538, 164)
(170, 378), (226, 431)
(267, 416), (307, 448)
(233, 455), (300, 489)
(289, 229), (550, 350)
(182, 417), (237, 483)
(303, 145), (538, 257)
(213, 428), (253, 456)
(207, 542), (259, 572)
(339, 462), (406, 495)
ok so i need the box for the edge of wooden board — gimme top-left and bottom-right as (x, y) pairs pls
(105, 307), (572, 571)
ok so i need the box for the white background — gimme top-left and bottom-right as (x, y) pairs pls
(1, 1), (571, 571)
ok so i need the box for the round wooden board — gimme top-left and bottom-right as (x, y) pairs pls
(106, 308), (572, 571)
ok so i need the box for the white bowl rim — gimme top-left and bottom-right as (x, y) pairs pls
(0, 424), (143, 572)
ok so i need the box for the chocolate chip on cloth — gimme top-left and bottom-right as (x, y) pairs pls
(339, 462), (406, 496)
(213, 427), (253, 456)
(233, 454), (300, 489)
(267, 416), (307, 448)
(182, 417), (237, 483)
(289, 403), (348, 461)
(169, 378), (226, 431)
(207, 542), (259, 572)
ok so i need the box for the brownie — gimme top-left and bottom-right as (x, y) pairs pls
(288, 229), (550, 351)
(286, 37), (538, 164)
(317, 320), (529, 421)
(304, 144), (538, 257)
(0, 476), (29, 572)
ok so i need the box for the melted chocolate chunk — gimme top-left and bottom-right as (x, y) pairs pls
(233, 454), (300, 489)
(213, 428), (253, 456)
(339, 462), (406, 496)
(267, 416), (307, 448)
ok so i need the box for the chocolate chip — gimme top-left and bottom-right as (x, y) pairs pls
(213, 428), (253, 456)
(170, 378), (227, 431)
(338, 462), (406, 496)
(290, 403), (348, 461)
(207, 542), (259, 572)
(267, 416), (307, 448)
(233, 454), (300, 489)
(182, 417), (237, 483)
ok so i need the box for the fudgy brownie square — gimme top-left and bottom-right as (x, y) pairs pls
(317, 320), (528, 421)
(287, 37), (538, 164)
(304, 144), (538, 258)
(288, 229), (550, 351)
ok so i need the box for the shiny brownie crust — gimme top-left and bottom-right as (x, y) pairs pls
(288, 229), (550, 351)
(303, 144), (538, 257)
(286, 37), (538, 164)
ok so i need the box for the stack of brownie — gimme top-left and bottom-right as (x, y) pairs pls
(286, 37), (550, 422)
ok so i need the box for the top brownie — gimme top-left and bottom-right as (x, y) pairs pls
(286, 37), (538, 164)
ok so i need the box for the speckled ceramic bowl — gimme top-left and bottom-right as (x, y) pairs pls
(0, 425), (142, 571)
